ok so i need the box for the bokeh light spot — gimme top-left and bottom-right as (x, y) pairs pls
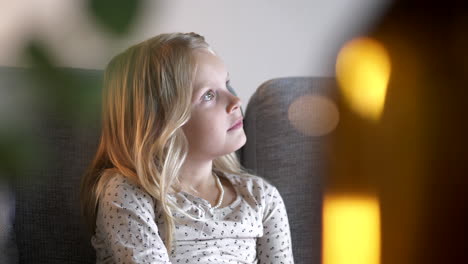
(336, 37), (391, 121)
(323, 194), (381, 264)
(288, 95), (339, 137)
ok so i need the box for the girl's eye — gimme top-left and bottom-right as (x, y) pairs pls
(202, 90), (215, 101)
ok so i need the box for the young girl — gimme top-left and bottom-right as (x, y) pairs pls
(81, 32), (294, 264)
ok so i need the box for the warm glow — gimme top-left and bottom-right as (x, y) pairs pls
(336, 37), (391, 121)
(288, 95), (340, 137)
(323, 194), (381, 264)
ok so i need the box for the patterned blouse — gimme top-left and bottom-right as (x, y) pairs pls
(92, 172), (294, 264)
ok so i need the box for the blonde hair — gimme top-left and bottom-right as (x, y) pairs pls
(80, 32), (253, 252)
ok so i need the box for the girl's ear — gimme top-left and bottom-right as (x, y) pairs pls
(227, 83), (244, 117)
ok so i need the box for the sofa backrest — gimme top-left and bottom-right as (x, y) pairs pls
(1, 66), (102, 263)
(241, 77), (337, 264)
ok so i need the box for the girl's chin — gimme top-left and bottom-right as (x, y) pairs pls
(232, 135), (247, 151)
(215, 142), (247, 158)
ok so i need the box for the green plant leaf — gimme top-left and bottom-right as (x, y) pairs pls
(88, 0), (141, 35)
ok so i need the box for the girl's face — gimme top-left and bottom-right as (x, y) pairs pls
(182, 49), (246, 161)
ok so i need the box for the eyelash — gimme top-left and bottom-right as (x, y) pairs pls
(201, 80), (231, 102)
(202, 90), (215, 101)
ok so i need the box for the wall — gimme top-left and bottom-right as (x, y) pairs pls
(0, 0), (389, 106)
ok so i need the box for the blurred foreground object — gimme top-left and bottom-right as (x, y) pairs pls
(336, 37), (391, 122)
(323, 194), (380, 264)
(326, 1), (468, 264)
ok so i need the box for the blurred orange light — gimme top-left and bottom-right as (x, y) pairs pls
(336, 37), (391, 121)
(323, 194), (381, 264)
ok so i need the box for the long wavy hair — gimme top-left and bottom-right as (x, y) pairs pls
(80, 32), (252, 252)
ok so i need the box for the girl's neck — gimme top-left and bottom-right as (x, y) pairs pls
(179, 159), (216, 194)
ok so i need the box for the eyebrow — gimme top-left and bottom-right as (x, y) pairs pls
(194, 72), (230, 95)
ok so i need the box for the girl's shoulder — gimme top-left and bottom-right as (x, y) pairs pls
(102, 171), (140, 190)
(99, 171), (152, 202)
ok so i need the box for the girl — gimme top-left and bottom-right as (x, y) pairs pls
(81, 32), (294, 264)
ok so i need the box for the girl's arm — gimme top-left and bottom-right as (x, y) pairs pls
(95, 175), (172, 264)
(256, 183), (295, 264)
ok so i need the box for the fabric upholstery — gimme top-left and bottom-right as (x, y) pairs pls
(241, 77), (337, 264)
(0, 182), (18, 264)
(1, 67), (101, 263)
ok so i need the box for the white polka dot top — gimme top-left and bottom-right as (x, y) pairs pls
(92, 172), (294, 264)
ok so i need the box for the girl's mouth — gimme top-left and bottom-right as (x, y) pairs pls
(228, 119), (243, 131)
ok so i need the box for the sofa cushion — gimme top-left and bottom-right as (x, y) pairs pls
(241, 77), (337, 264)
(0, 182), (18, 264)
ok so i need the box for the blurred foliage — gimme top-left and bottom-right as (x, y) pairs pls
(88, 0), (141, 35)
(0, 128), (47, 183)
(0, 0), (143, 181)
(24, 40), (102, 124)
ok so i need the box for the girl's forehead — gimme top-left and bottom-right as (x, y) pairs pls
(193, 50), (229, 90)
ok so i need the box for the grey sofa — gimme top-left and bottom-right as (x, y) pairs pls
(1, 66), (334, 263)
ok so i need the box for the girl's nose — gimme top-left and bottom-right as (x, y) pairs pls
(227, 95), (242, 113)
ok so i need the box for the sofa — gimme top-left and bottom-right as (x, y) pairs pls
(1, 66), (335, 263)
